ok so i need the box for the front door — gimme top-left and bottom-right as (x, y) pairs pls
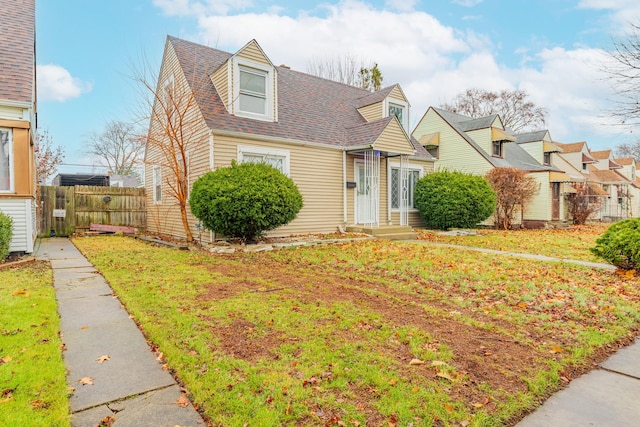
(551, 183), (560, 220)
(356, 162), (373, 224)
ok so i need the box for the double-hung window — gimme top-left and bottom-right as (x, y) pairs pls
(239, 66), (267, 115)
(543, 152), (551, 165)
(390, 167), (420, 209)
(492, 141), (502, 157)
(387, 100), (409, 131)
(0, 128), (12, 192)
(238, 146), (290, 175)
(152, 166), (162, 204)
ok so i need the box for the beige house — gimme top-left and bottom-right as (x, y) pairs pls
(615, 157), (640, 217)
(144, 37), (434, 242)
(0, 0), (37, 253)
(412, 108), (571, 228)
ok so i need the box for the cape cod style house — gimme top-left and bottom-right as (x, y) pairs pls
(144, 37), (434, 242)
(0, 0), (37, 253)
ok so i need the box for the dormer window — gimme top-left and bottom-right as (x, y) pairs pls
(492, 141), (502, 157)
(543, 152), (551, 165)
(239, 67), (267, 115)
(386, 100), (409, 131)
(582, 162), (588, 172)
(232, 58), (275, 122)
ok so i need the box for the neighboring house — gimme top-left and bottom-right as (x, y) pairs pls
(144, 37), (434, 241)
(109, 174), (141, 188)
(0, 0), (37, 253)
(590, 150), (632, 220)
(615, 157), (640, 217)
(52, 174), (110, 187)
(412, 107), (571, 228)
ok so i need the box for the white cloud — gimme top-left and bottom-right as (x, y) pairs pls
(578, 0), (640, 33)
(37, 64), (93, 102)
(384, 0), (418, 12)
(152, 0), (252, 16)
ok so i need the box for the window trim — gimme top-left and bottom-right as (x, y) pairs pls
(543, 151), (551, 165)
(384, 99), (409, 131)
(492, 141), (503, 158)
(0, 128), (14, 193)
(237, 145), (290, 176)
(233, 58), (274, 122)
(152, 166), (162, 204)
(388, 161), (422, 212)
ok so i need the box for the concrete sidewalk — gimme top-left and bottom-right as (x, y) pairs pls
(35, 238), (205, 427)
(517, 339), (640, 426)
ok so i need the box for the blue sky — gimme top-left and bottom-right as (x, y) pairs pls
(36, 0), (640, 175)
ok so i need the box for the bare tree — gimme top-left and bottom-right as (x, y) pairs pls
(86, 120), (144, 177)
(606, 22), (640, 127)
(566, 184), (602, 225)
(307, 55), (384, 91)
(35, 129), (64, 185)
(132, 52), (210, 243)
(441, 88), (547, 132)
(485, 168), (538, 229)
(615, 140), (640, 161)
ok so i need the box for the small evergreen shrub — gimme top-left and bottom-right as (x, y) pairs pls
(590, 219), (640, 270)
(415, 171), (496, 230)
(189, 161), (303, 242)
(0, 211), (13, 260)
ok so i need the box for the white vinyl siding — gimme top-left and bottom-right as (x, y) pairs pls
(0, 198), (34, 253)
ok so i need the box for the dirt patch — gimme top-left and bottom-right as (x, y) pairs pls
(210, 318), (281, 362)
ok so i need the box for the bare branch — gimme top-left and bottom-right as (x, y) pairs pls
(35, 129), (65, 185)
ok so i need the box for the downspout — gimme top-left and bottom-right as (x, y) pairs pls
(343, 150), (347, 224)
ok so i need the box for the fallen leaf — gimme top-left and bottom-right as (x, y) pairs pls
(80, 326), (88, 330)
(430, 360), (447, 367)
(78, 376), (94, 385)
(409, 358), (425, 365)
(517, 302), (527, 308)
(97, 355), (111, 364)
(551, 345), (563, 354)
(156, 352), (164, 362)
(0, 356), (12, 364)
(436, 371), (454, 381)
(444, 403), (454, 413)
(13, 289), (27, 296)
(98, 415), (115, 427)
(472, 403), (483, 409)
(176, 394), (190, 407)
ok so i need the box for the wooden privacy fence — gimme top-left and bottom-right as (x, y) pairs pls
(39, 185), (146, 237)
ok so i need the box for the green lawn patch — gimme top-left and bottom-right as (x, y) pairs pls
(73, 235), (640, 426)
(0, 262), (69, 427)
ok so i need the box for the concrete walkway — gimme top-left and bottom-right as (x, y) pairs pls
(35, 238), (205, 427)
(407, 240), (616, 270)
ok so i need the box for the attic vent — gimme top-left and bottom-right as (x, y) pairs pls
(279, 64), (290, 69)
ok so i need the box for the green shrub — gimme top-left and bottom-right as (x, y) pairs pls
(0, 211), (13, 260)
(415, 171), (496, 230)
(590, 219), (640, 270)
(189, 161), (303, 242)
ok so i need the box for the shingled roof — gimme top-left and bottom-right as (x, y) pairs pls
(515, 130), (548, 144)
(0, 0), (35, 104)
(168, 37), (432, 160)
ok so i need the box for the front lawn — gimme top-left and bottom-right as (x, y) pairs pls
(0, 262), (69, 427)
(74, 235), (640, 426)
(417, 225), (607, 262)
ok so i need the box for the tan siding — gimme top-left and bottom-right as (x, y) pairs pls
(236, 42), (270, 65)
(374, 121), (414, 155)
(523, 172), (550, 221)
(416, 110), (492, 175)
(213, 134), (345, 236)
(388, 86), (407, 103)
(357, 102), (382, 122)
(145, 41), (212, 241)
(211, 63), (229, 110)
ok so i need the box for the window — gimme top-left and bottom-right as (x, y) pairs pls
(238, 146), (290, 175)
(390, 167), (420, 209)
(0, 128), (12, 192)
(582, 162), (588, 172)
(543, 152), (551, 165)
(387, 100), (409, 130)
(233, 59), (274, 121)
(492, 141), (502, 157)
(239, 67), (267, 115)
(152, 166), (162, 204)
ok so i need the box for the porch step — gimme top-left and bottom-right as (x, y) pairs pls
(346, 225), (417, 240)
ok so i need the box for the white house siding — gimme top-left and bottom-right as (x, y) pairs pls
(466, 128), (492, 155)
(523, 172), (550, 221)
(519, 142), (544, 164)
(0, 198), (34, 253)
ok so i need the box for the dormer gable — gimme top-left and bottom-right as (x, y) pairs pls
(356, 84), (410, 131)
(211, 39), (277, 122)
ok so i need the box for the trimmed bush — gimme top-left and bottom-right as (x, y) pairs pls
(0, 211), (13, 260)
(415, 171), (496, 230)
(590, 219), (640, 270)
(189, 161), (303, 242)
